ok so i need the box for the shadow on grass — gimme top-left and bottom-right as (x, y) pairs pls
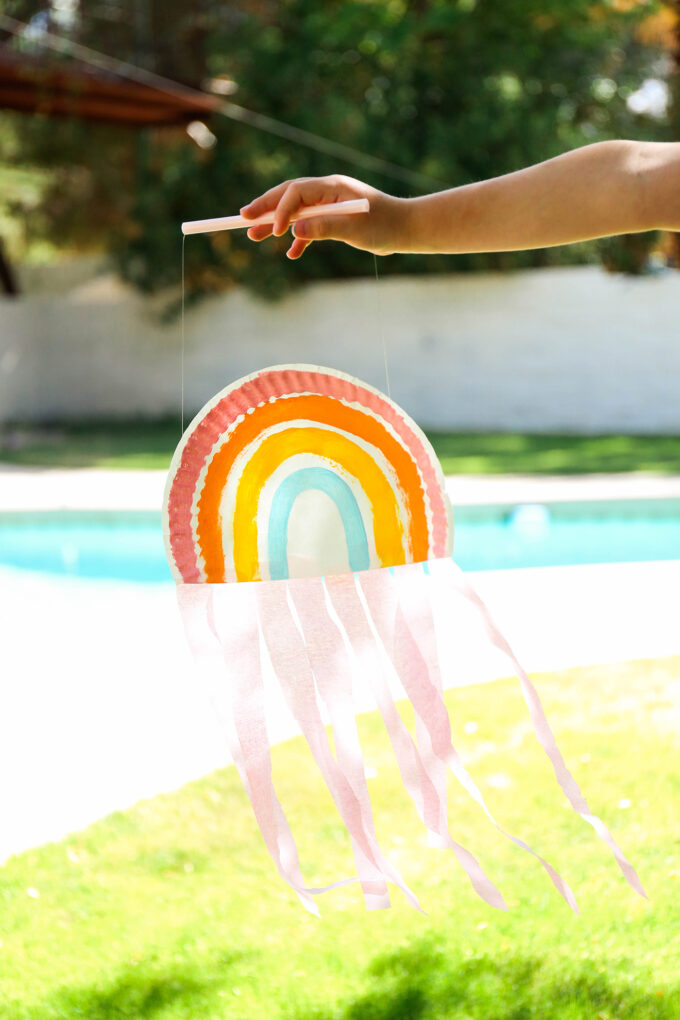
(295, 939), (678, 1020)
(7, 937), (679, 1019)
(0, 419), (178, 470)
(9, 948), (246, 1020)
(3, 422), (680, 474)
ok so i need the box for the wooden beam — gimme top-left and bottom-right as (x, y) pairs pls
(0, 83), (203, 125)
(0, 51), (220, 126)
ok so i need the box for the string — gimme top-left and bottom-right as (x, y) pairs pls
(373, 253), (391, 400)
(179, 221), (391, 425)
(371, 224), (391, 400)
(180, 233), (186, 436)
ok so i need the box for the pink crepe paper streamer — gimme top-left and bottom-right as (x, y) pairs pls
(325, 573), (507, 911)
(256, 579), (422, 911)
(176, 557), (643, 914)
(178, 583), (355, 915)
(359, 565), (578, 911)
(427, 557), (646, 900)
(287, 576), (424, 910)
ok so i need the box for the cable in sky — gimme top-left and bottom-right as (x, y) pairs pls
(0, 12), (446, 193)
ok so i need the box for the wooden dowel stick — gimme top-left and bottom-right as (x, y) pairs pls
(182, 198), (370, 235)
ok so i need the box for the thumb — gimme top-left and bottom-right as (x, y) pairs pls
(292, 214), (364, 245)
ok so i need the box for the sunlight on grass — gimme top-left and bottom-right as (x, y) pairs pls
(428, 432), (680, 476)
(1, 657), (679, 1018)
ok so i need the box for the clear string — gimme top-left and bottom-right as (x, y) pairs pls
(373, 251), (391, 400)
(180, 233), (186, 436)
(179, 227), (391, 425)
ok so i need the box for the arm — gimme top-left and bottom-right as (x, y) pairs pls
(241, 140), (680, 259)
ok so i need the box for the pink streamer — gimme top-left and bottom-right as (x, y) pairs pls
(256, 579), (422, 911)
(360, 565), (578, 911)
(325, 573), (507, 910)
(287, 577), (398, 908)
(427, 557), (646, 899)
(176, 555), (643, 914)
(178, 583), (351, 915)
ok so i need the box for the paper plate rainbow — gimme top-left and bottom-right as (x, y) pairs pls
(163, 364), (453, 584)
(163, 365), (643, 915)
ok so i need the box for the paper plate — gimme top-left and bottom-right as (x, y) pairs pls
(163, 365), (453, 583)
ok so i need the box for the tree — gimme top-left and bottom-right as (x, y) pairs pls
(0, 0), (672, 301)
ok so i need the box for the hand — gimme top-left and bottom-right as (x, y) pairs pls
(240, 174), (408, 259)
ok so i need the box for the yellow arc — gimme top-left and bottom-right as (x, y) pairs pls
(232, 427), (408, 582)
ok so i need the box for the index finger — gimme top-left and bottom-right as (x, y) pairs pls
(240, 181), (291, 220)
(272, 180), (342, 236)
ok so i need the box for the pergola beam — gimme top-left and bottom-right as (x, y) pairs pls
(0, 49), (220, 127)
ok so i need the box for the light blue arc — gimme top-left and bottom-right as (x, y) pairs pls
(267, 467), (370, 580)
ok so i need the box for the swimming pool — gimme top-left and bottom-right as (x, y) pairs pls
(3, 499), (680, 582)
(0, 511), (169, 582)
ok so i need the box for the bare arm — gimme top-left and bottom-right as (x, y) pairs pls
(241, 140), (680, 259)
(406, 140), (680, 254)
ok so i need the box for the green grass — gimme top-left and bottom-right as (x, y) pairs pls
(0, 164), (57, 263)
(0, 420), (182, 471)
(2, 419), (680, 474)
(429, 432), (680, 476)
(2, 656), (679, 1019)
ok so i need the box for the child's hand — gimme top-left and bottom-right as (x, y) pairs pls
(240, 175), (408, 259)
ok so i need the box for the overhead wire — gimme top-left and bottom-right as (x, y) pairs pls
(0, 12), (446, 192)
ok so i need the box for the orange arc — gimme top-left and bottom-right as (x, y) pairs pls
(196, 394), (430, 582)
(232, 427), (406, 581)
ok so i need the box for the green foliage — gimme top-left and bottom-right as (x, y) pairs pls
(597, 229), (662, 274)
(0, 0), (671, 299)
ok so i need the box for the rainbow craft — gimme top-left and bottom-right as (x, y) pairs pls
(163, 364), (452, 584)
(164, 365), (644, 915)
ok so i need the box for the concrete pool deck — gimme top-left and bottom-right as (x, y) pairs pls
(4, 462), (680, 511)
(2, 464), (680, 864)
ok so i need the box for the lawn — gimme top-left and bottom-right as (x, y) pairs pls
(2, 419), (680, 474)
(2, 656), (679, 1019)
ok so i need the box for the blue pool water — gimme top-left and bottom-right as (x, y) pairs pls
(2, 501), (680, 582)
(0, 511), (172, 583)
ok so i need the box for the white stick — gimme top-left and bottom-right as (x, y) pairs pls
(181, 198), (370, 235)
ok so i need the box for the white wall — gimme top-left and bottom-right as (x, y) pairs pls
(1, 262), (679, 431)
